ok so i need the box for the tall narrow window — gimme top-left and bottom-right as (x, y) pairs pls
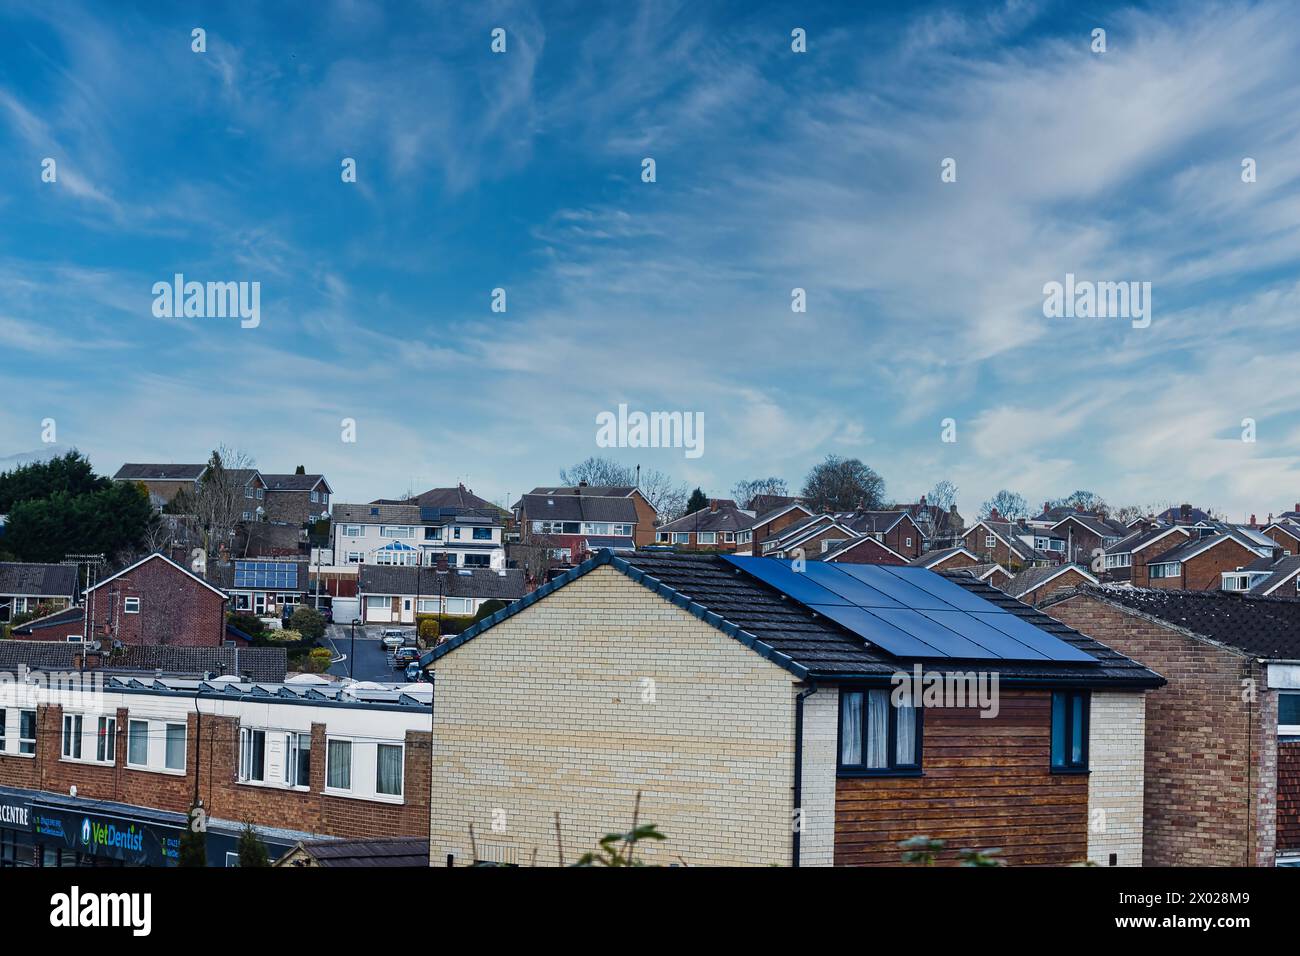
(19, 711), (36, 755)
(62, 714), (82, 759)
(165, 724), (186, 771)
(128, 720), (148, 766)
(376, 744), (403, 796)
(1051, 690), (1089, 771)
(96, 716), (116, 763)
(239, 728), (266, 782)
(838, 688), (922, 774)
(327, 739), (352, 790)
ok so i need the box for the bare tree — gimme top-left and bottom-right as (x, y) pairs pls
(979, 489), (1028, 520)
(924, 480), (959, 513)
(731, 477), (789, 510)
(638, 468), (688, 522)
(194, 446), (257, 558)
(557, 457), (688, 523)
(559, 456), (635, 487)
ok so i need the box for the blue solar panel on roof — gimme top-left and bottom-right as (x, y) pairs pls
(866, 607), (1002, 659)
(917, 609), (1051, 660)
(798, 562), (906, 608)
(881, 565), (1004, 612)
(807, 604), (944, 657)
(833, 563), (951, 610)
(724, 556), (1099, 664)
(969, 612), (1096, 662)
(720, 555), (851, 605)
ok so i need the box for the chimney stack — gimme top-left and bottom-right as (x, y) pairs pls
(1251, 513), (1257, 527)
(710, 499), (718, 512)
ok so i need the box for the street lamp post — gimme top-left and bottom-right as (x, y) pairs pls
(349, 618), (361, 680)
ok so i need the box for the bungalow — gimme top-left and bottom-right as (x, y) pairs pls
(1003, 564), (1099, 607)
(655, 499), (754, 551)
(207, 559), (310, 618)
(1044, 586), (1300, 866)
(0, 562), (78, 623)
(423, 550), (1161, 867)
(1220, 554), (1300, 596)
(357, 564), (524, 624)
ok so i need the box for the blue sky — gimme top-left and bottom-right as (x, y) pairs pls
(3, 0), (1300, 520)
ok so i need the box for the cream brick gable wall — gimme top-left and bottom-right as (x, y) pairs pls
(1087, 691), (1147, 866)
(429, 565), (806, 866)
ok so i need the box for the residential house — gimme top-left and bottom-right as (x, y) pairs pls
(423, 550), (1161, 867)
(0, 562), (78, 623)
(897, 497), (965, 550)
(815, 536), (908, 565)
(965, 563), (1013, 589)
(736, 501), (815, 555)
(1101, 524), (1191, 584)
(332, 502), (506, 570)
(357, 565), (525, 624)
(1155, 504), (1216, 525)
(1262, 520), (1300, 556)
(1221, 555), (1300, 597)
(1044, 586), (1300, 865)
(207, 559), (310, 618)
(1003, 564), (1099, 606)
(514, 492), (638, 566)
(654, 499), (754, 551)
(1027, 504), (1087, 531)
(6, 553), (230, 649)
(908, 547), (981, 572)
(961, 516), (1047, 571)
(260, 474), (333, 527)
(1050, 514), (1129, 567)
(1143, 528), (1275, 591)
(275, 836), (429, 868)
(112, 463), (208, 509)
(762, 511), (924, 562)
(0, 673), (430, 866)
(523, 484), (659, 547)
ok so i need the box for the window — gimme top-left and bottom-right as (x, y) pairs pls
(1280, 692), (1300, 728)
(698, 532), (717, 545)
(657, 532), (669, 543)
(342, 525), (363, 537)
(1149, 562), (1180, 579)
(417, 599), (438, 614)
(838, 689), (921, 774)
(985, 535), (996, 548)
(62, 714), (82, 759)
(463, 554), (490, 567)
(672, 533), (689, 544)
(724, 532), (735, 543)
(310, 490), (320, 503)
(327, 739), (352, 790)
(376, 744), (403, 796)
(905, 537), (912, 548)
(239, 728), (266, 782)
(472, 527), (492, 540)
(425, 526), (443, 540)
(452, 526), (462, 539)
(285, 733), (310, 787)
(1051, 690), (1089, 771)
(165, 723), (186, 771)
(65, 635), (83, 643)
(19, 711), (35, 755)
(381, 526), (415, 539)
(123, 597), (141, 614)
(447, 598), (472, 615)
(96, 716), (116, 763)
(128, 720), (148, 766)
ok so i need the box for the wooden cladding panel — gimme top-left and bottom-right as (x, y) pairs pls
(834, 690), (1088, 866)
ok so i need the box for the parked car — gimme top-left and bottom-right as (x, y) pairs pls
(404, 661), (425, 682)
(394, 646), (420, 665)
(381, 629), (409, 650)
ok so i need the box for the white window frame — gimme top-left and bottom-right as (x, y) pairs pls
(95, 715), (116, 764)
(376, 743), (404, 797)
(239, 727), (267, 782)
(127, 719), (149, 767)
(698, 532), (717, 545)
(62, 714), (83, 760)
(326, 737), (353, 792)
(124, 597), (141, 614)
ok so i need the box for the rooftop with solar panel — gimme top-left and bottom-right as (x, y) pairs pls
(424, 549), (1164, 688)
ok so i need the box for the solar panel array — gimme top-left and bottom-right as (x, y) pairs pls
(234, 561), (299, 590)
(721, 555), (1096, 663)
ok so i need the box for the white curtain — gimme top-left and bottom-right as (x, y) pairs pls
(840, 691), (863, 764)
(895, 702), (916, 766)
(376, 744), (403, 796)
(866, 690), (889, 768)
(328, 740), (351, 789)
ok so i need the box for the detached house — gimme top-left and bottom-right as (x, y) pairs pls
(113, 463), (208, 509)
(260, 474), (333, 526)
(1262, 520), (1300, 556)
(908, 547), (982, 573)
(961, 517), (1046, 571)
(423, 550), (1161, 867)
(332, 502), (506, 570)
(514, 492), (639, 565)
(524, 484), (659, 547)
(0, 562), (78, 623)
(1143, 528), (1275, 591)
(1050, 514), (1128, 567)
(737, 501), (815, 555)
(1045, 586), (1300, 866)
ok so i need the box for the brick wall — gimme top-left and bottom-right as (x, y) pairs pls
(1022, 568), (1093, 606)
(1279, 741), (1300, 852)
(1087, 692), (1146, 866)
(262, 489), (313, 526)
(1150, 538), (1259, 591)
(428, 565), (801, 867)
(0, 704), (429, 840)
(1046, 594), (1276, 865)
(86, 556), (226, 647)
(826, 536), (906, 565)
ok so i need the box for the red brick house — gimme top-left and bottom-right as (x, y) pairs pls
(1101, 524), (1191, 584)
(9, 553), (233, 648)
(1003, 564), (1098, 606)
(816, 535), (908, 565)
(908, 547), (981, 572)
(737, 501), (814, 555)
(1144, 531), (1274, 591)
(1263, 521), (1300, 556)
(655, 499), (754, 551)
(1050, 514), (1129, 567)
(523, 484), (658, 548)
(1043, 586), (1300, 866)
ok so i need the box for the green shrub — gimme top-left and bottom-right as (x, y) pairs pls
(227, 613), (266, 638)
(417, 617), (440, 643)
(473, 599), (509, 622)
(270, 629), (303, 643)
(436, 614), (478, 636)
(238, 822), (270, 867)
(306, 647), (333, 673)
(290, 606), (326, 641)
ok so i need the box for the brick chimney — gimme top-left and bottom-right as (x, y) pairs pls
(990, 507), (1001, 521)
(1250, 513), (1257, 527)
(1180, 503), (1191, 521)
(436, 553), (449, 572)
(710, 499), (718, 512)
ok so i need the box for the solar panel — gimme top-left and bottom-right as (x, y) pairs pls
(721, 555), (851, 605)
(881, 565), (1004, 612)
(833, 563), (951, 610)
(806, 604), (945, 658)
(798, 562), (906, 608)
(724, 556), (1099, 664)
(969, 612), (1096, 663)
(866, 607), (1001, 659)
